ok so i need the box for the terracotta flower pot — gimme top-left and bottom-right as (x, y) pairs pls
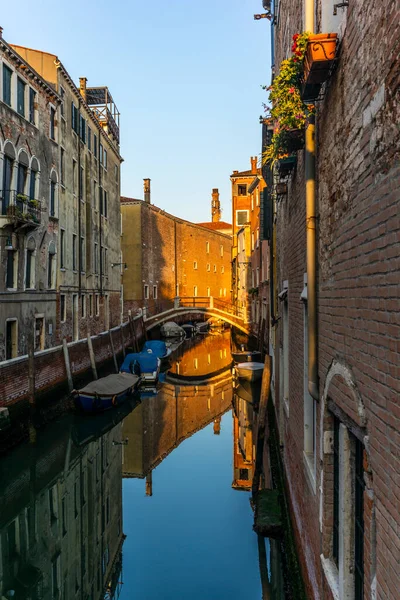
(304, 33), (338, 85)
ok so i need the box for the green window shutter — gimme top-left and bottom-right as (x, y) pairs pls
(3, 65), (12, 106)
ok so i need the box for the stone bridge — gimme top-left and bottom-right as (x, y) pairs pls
(141, 297), (249, 334)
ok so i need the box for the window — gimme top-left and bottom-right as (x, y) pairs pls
(81, 295), (86, 318)
(224, 288), (226, 296)
(3, 64), (12, 106)
(60, 294), (66, 322)
(88, 126), (91, 151)
(238, 184), (247, 196)
(49, 486), (58, 522)
(80, 115), (86, 142)
(219, 288), (222, 296)
(51, 554), (60, 599)
(103, 190), (108, 217)
(60, 148), (65, 186)
(93, 181), (98, 210)
(206, 263), (210, 271)
(30, 168), (37, 200)
(332, 416), (340, 566)
(48, 246), (56, 288)
(104, 248), (108, 276)
(99, 143), (103, 164)
(144, 284), (149, 299)
(80, 237), (85, 272)
(193, 261), (198, 269)
(95, 294), (100, 316)
(50, 107), (56, 140)
(206, 241), (210, 253)
(94, 133), (98, 158)
(94, 242), (99, 274)
(29, 88), (36, 124)
(60, 229), (65, 268)
(220, 245), (223, 257)
(26, 248), (35, 288)
(103, 149), (107, 169)
(251, 232), (254, 251)
(5, 320), (18, 359)
(214, 265), (217, 273)
(355, 438), (365, 600)
(72, 234), (77, 271)
(115, 164), (118, 182)
(72, 159), (77, 194)
(80, 166), (84, 201)
(221, 266), (225, 274)
(50, 180), (56, 217)
(236, 210), (249, 225)
(207, 287), (211, 297)
(60, 86), (65, 118)
(89, 294), (93, 317)
(62, 497), (67, 536)
(99, 187), (103, 214)
(6, 250), (16, 289)
(17, 78), (25, 116)
(193, 286), (198, 296)
(153, 285), (157, 299)
(71, 102), (79, 133)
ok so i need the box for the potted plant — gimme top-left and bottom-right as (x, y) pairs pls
(304, 33), (338, 85)
(28, 198), (39, 208)
(262, 32), (313, 166)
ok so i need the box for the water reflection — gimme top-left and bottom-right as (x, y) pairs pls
(0, 331), (291, 600)
(0, 413), (125, 600)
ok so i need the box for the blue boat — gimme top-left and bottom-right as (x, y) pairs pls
(142, 340), (171, 359)
(73, 373), (140, 413)
(120, 350), (161, 382)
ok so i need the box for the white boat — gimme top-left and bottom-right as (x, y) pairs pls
(236, 361), (264, 382)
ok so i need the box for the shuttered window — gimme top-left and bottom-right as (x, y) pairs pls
(3, 65), (12, 106)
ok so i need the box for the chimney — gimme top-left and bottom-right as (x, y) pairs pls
(145, 472), (153, 496)
(143, 178), (151, 203)
(211, 188), (221, 223)
(251, 156), (258, 174)
(79, 77), (87, 101)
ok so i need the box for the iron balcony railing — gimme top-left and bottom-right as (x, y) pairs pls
(0, 190), (41, 225)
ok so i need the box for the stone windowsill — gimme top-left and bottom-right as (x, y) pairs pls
(320, 555), (339, 600)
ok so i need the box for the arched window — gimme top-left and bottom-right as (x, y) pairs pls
(30, 157), (40, 200)
(2, 142), (16, 215)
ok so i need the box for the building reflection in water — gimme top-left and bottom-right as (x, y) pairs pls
(0, 412), (126, 600)
(232, 377), (285, 599)
(122, 329), (233, 487)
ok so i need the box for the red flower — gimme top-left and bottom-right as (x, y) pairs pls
(291, 43), (297, 52)
(292, 33), (299, 41)
(288, 87), (295, 94)
(295, 50), (302, 56)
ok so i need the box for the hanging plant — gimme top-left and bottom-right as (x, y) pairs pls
(262, 32), (314, 165)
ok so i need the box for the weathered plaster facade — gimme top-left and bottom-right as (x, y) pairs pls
(0, 33), (61, 360)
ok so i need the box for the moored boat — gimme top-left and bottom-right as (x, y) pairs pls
(120, 351), (161, 382)
(142, 339), (171, 360)
(236, 361), (264, 383)
(160, 321), (186, 338)
(73, 373), (140, 413)
(182, 323), (196, 337)
(232, 350), (262, 363)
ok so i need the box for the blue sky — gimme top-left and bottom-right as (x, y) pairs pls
(1, 0), (271, 223)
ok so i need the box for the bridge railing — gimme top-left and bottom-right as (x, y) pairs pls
(135, 296), (245, 322)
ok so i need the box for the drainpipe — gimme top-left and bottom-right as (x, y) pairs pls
(99, 129), (103, 297)
(78, 98), (82, 297)
(305, 0), (319, 400)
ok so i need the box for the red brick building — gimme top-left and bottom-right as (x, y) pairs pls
(120, 185), (232, 317)
(262, 1), (400, 599)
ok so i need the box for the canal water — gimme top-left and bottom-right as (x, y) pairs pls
(0, 329), (288, 600)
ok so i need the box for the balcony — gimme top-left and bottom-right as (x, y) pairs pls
(0, 191), (41, 229)
(86, 87), (120, 144)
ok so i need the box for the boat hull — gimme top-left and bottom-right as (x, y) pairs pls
(236, 362), (264, 383)
(232, 350), (262, 363)
(74, 386), (137, 414)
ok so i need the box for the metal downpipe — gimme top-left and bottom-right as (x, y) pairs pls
(306, 116), (319, 400)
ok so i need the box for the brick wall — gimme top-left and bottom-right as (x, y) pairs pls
(271, 0), (400, 598)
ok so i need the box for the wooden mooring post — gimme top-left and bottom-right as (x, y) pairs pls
(109, 330), (119, 373)
(28, 330), (37, 443)
(62, 338), (74, 392)
(87, 329), (98, 380)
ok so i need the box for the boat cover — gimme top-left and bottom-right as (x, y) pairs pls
(161, 321), (185, 337)
(79, 373), (139, 396)
(142, 340), (167, 357)
(120, 352), (159, 374)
